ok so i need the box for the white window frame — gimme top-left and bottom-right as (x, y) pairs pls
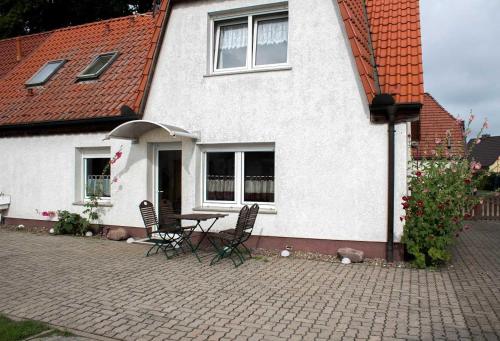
(203, 151), (239, 205)
(210, 6), (288, 74)
(241, 151), (276, 205)
(252, 14), (289, 69)
(213, 18), (250, 72)
(201, 144), (275, 208)
(80, 148), (111, 202)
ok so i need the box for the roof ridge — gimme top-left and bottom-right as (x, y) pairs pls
(0, 31), (51, 44)
(0, 12), (153, 44)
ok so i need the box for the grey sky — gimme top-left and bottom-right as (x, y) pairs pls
(420, 0), (500, 138)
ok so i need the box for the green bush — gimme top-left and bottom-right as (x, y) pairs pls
(53, 210), (90, 236)
(402, 117), (488, 268)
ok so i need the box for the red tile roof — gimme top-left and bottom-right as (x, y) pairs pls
(0, 11), (166, 127)
(0, 33), (50, 80)
(412, 93), (465, 159)
(337, 0), (424, 104)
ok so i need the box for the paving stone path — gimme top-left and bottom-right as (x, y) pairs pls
(0, 221), (499, 340)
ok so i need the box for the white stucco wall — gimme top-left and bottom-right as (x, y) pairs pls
(141, 0), (408, 242)
(0, 0), (408, 244)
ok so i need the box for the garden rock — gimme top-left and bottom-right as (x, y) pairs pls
(337, 247), (364, 263)
(106, 228), (129, 241)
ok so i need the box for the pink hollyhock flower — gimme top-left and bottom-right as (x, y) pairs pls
(483, 119), (489, 129)
(42, 211), (49, 216)
(468, 113), (475, 122)
(470, 161), (482, 170)
(112, 176), (119, 183)
(475, 138), (481, 144)
(416, 171), (422, 177)
(435, 138), (442, 144)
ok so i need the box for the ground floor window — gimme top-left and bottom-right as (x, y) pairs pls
(76, 147), (111, 201)
(203, 146), (275, 206)
(84, 157), (110, 198)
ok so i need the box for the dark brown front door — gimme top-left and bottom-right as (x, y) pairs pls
(158, 150), (182, 214)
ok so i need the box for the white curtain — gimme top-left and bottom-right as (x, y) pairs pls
(257, 19), (288, 46)
(207, 175), (235, 200)
(219, 24), (248, 50)
(86, 175), (110, 197)
(244, 176), (274, 202)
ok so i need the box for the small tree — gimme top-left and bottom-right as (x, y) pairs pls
(402, 115), (489, 268)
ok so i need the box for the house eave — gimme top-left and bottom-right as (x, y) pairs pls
(0, 114), (138, 138)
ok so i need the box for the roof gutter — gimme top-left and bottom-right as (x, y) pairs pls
(0, 113), (138, 137)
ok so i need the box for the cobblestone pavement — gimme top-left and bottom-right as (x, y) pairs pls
(0, 221), (499, 341)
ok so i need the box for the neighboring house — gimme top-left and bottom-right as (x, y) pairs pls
(0, 0), (425, 259)
(0, 11), (166, 221)
(468, 135), (500, 170)
(411, 93), (465, 159)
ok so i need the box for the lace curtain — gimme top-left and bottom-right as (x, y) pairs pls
(207, 175), (235, 201)
(256, 19), (288, 46)
(86, 175), (110, 197)
(219, 24), (248, 50)
(218, 19), (288, 51)
(244, 175), (274, 202)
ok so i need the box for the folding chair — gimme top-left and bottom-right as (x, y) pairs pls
(139, 200), (182, 259)
(207, 205), (252, 267)
(220, 203), (259, 259)
(158, 199), (200, 261)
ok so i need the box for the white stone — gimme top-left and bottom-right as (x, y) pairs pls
(281, 250), (290, 257)
(18, 224), (24, 229)
(126, 237), (135, 244)
(341, 257), (351, 265)
(85, 231), (93, 237)
(49, 228), (55, 234)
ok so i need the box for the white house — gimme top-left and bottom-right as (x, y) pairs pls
(0, 0), (424, 259)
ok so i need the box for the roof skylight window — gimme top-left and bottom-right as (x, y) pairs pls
(25, 60), (65, 86)
(77, 52), (119, 80)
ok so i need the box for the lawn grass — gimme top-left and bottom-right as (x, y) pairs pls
(0, 314), (50, 341)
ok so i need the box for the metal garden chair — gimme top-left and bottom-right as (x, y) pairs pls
(158, 199), (200, 261)
(219, 203), (259, 259)
(207, 204), (259, 267)
(139, 200), (191, 259)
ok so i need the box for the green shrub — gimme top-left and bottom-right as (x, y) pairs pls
(53, 210), (90, 236)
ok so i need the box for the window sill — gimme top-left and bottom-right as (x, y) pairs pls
(193, 206), (277, 214)
(72, 201), (113, 207)
(204, 65), (291, 78)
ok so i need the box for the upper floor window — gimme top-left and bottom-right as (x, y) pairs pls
(77, 52), (118, 80)
(25, 60), (65, 86)
(212, 11), (288, 73)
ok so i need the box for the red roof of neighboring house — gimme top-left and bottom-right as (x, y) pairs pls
(337, 0), (424, 104)
(412, 93), (465, 158)
(0, 7), (167, 127)
(0, 33), (50, 80)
